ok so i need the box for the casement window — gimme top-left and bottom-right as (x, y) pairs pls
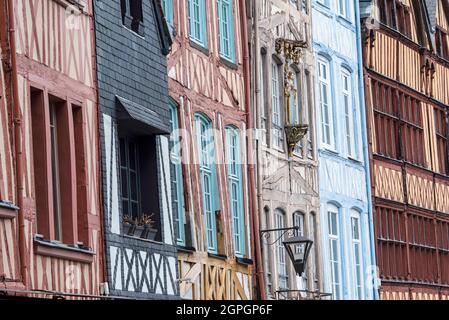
(436, 28), (449, 60)
(342, 69), (356, 158)
(271, 61), (284, 150)
(226, 126), (245, 257)
(118, 130), (163, 241)
(372, 80), (426, 166)
(338, 0), (349, 19)
(293, 212), (305, 237)
(408, 214), (438, 282)
(162, 0), (174, 26)
(49, 103), (63, 241)
(169, 103), (186, 246)
(275, 209), (288, 289)
(434, 107), (448, 175)
(327, 204), (342, 300)
(119, 138), (141, 221)
(120, 0), (144, 35)
(217, 0), (235, 62)
(437, 221), (449, 284)
(263, 207), (274, 296)
(318, 58), (334, 149)
(309, 212), (320, 291)
(293, 211), (306, 282)
(261, 51), (268, 144)
(305, 71), (314, 159)
(188, 0), (208, 47)
(31, 89), (88, 245)
(379, 0), (412, 38)
(289, 68), (300, 125)
(399, 94), (425, 167)
(195, 114), (219, 253)
(372, 80), (399, 159)
(375, 206), (408, 279)
(350, 211), (363, 299)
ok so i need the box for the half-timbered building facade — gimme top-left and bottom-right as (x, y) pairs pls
(0, 0), (104, 298)
(360, 0), (449, 300)
(163, 0), (255, 300)
(94, 0), (178, 299)
(313, 0), (377, 300)
(250, 0), (324, 299)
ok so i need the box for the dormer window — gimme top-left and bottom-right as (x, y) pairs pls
(121, 0), (144, 35)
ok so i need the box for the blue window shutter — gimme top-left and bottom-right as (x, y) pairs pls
(195, 114), (218, 253)
(226, 126), (245, 257)
(218, 0), (235, 62)
(169, 103), (185, 246)
(201, 0), (208, 47)
(162, 0), (174, 26)
(188, 0), (208, 48)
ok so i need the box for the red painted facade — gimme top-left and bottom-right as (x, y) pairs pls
(0, 0), (104, 298)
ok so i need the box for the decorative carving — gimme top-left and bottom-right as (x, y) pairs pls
(275, 38), (307, 64)
(285, 124), (309, 157)
(275, 38), (309, 157)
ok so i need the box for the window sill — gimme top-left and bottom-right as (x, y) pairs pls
(189, 39), (209, 56)
(236, 257), (253, 266)
(320, 146), (339, 156)
(177, 245), (197, 254)
(336, 15), (354, 28)
(0, 201), (19, 219)
(122, 16), (145, 38)
(123, 234), (164, 246)
(34, 236), (94, 264)
(207, 253), (228, 261)
(219, 57), (238, 70)
(312, 2), (332, 18)
(348, 155), (362, 164)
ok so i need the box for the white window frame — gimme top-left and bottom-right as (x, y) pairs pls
(350, 210), (364, 300)
(271, 61), (284, 151)
(275, 209), (288, 290)
(342, 69), (356, 158)
(318, 58), (335, 150)
(338, 0), (350, 19)
(327, 204), (342, 300)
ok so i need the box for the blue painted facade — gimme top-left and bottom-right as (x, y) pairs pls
(312, 0), (377, 300)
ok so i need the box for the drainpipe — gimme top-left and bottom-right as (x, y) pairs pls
(240, 0), (266, 300)
(8, 0), (29, 288)
(355, 0), (379, 300)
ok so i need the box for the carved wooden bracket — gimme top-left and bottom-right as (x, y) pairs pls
(285, 124), (309, 157)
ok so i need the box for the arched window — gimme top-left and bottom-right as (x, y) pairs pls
(226, 126), (245, 257)
(195, 114), (218, 253)
(327, 203), (342, 299)
(170, 102), (185, 246)
(317, 57), (334, 149)
(350, 209), (364, 299)
(275, 208), (288, 289)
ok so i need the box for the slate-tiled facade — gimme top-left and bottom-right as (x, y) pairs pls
(94, 0), (179, 299)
